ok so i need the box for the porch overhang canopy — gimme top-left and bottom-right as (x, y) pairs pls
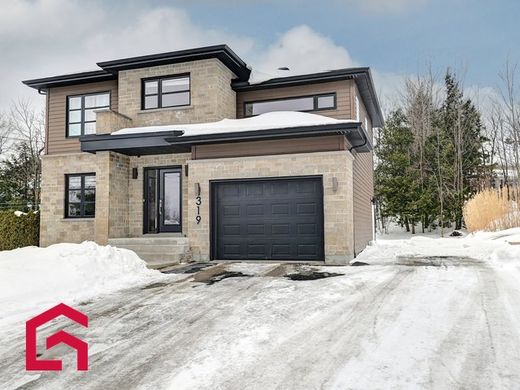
(80, 111), (372, 156)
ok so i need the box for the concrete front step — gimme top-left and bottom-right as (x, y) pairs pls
(134, 252), (186, 263)
(108, 236), (188, 246)
(115, 244), (189, 254)
(108, 236), (191, 268)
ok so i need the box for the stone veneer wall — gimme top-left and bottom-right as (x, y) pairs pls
(107, 152), (130, 239)
(40, 151), (191, 246)
(95, 110), (133, 135)
(117, 59), (237, 126)
(186, 151), (355, 265)
(41, 150), (356, 264)
(40, 153), (98, 246)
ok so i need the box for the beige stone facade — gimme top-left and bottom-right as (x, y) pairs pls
(40, 149), (356, 264)
(117, 59), (237, 127)
(40, 153), (98, 246)
(186, 151), (355, 264)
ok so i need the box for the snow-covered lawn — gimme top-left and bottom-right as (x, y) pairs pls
(2, 231), (520, 389)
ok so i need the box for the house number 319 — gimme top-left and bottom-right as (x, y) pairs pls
(195, 196), (202, 224)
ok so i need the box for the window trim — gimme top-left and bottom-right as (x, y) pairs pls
(64, 173), (96, 219)
(66, 91), (111, 138)
(243, 93), (337, 117)
(141, 73), (191, 110)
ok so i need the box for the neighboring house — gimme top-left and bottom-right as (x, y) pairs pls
(23, 45), (384, 267)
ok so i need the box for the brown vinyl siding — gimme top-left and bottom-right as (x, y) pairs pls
(353, 152), (374, 255)
(351, 83), (375, 255)
(46, 80), (118, 155)
(236, 80), (353, 120)
(191, 135), (348, 160)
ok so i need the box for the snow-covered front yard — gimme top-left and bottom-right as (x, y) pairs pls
(2, 231), (520, 389)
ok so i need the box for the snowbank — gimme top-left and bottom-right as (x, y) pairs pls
(0, 241), (164, 332)
(358, 227), (520, 267)
(111, 111), (356, 136)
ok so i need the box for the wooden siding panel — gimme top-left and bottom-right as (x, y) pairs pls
(351, 81), (375, 255)
(47, 80), (118, 155)
(353, 152), (374, 255)
(192, 135), (347, 160)
(236, 80), (353, 120)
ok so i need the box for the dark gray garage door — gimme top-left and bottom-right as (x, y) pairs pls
(212, 177), (324, 261)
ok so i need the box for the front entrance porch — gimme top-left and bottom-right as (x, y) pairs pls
(108, 236), (191, 269)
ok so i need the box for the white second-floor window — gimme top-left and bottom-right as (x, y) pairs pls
(142, 74), (190, 110)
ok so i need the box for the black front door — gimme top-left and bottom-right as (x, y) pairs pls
(144, 167), (182, 233)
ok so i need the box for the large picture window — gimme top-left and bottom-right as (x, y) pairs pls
(142, 74), (190, 110)
(67, 92), (110, 137)
(65, 174), (96, 218)
(244, 93), (336, 116)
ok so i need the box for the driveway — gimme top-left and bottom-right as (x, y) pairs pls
(4, 254), (520, 390)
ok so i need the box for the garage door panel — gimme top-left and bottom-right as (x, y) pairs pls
(247, 224), (265, 235)
(248, 244), (267, 255)
(271, 203), (290, 215)
(223, 244), (241, 255)
(223, 205), (240, 216)
(272, 223), (290, 235)
(271, 181), (289, 194)
(245, 182), (264, 196)
(296, 202), (318, 215)
(222, 185), (240, 197)
(297, 223), (317, 235)
(296, 180), (318, 193)
(246, 204), (264, 216)
(298, 244), (318, 256)
(223, 224), (241, 235)
(213, 177), (324, 261)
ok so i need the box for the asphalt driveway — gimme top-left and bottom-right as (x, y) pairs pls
(3, 257), (520, 390)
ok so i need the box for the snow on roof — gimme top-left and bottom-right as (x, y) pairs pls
(111, 111), (357, 137)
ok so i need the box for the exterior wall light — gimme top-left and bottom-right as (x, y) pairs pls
(332, 177), (338, 192)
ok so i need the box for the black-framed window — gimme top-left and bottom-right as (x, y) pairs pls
(142, 75), (190, 110)
(67, 92), (110, 137)
(244, 93), (336, 117)
(65, 174), (96, 218)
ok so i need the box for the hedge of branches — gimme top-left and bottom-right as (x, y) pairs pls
(0, 210), (39, 251)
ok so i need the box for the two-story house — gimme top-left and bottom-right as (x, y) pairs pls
(23, 45), (383, 267)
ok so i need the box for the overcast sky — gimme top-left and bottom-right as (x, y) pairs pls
(1, 0), (519, 114)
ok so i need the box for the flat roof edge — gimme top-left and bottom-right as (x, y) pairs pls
(22, 70), (116, 90)
(80, 122), (368, 155)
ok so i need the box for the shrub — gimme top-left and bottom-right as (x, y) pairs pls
(0, 210), (40, 251)
(463, 189), (520, 232)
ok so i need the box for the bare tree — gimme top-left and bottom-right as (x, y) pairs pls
(0, 112), (10, 155)
(497, 61), (520, 188)
(401, 68), (440, 232)
(3, 100), (46, 207)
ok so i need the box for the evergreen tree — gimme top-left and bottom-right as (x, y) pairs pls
(0, 143), (41, 210)
(375, 71), (488, 233)
(375, 109), (421, 232)
(431, 71), (487, 229)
